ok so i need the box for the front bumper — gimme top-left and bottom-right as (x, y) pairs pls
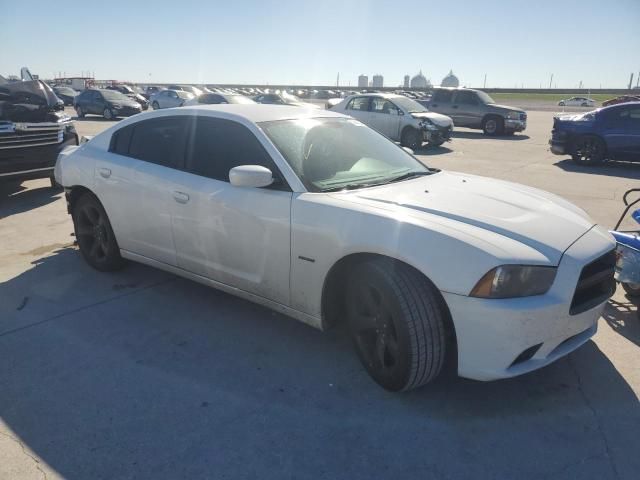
(112, 106), (142, 117)
(505, 119), (526, 132)
(422, 125), (453, 144)
(444, 225), (615, 381)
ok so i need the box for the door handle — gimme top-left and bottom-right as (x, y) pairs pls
(99, 168), (111, 178)
(172, 191), (190, 204)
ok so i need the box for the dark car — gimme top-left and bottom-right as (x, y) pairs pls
(105, 85), (149, 110)
(1, 78), (77, 185)
(74, 89), (142, 120)
(53, 86), (79, 106)
(549, 102), (640, 165)
(253, 92), (319, 109)
(143, 85), (163, 99)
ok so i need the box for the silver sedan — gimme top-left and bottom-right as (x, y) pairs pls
(149, 89), (195, 109)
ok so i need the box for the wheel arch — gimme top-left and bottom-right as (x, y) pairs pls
(320, 252), (458, 364)
(569, 132), (608, 156)
(481, 113), (504, 125)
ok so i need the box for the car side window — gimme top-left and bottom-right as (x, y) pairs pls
(454, 91), (478, 105)
(185, 117), (285, 188)
(432, 90), (453, 103)
(169, 91), (178, 98)
(346, 97), (370, 111)
(371, 98), (398, 115)
(127, 117), (189, 168)
(109, 124), (135, 156)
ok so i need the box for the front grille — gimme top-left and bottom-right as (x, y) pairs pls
(520, 112), (527, 121)
(0, 123), (64, 150)
(570, 249), (616, 315)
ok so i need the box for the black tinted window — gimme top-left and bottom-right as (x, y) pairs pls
(185, 117), (275, 183)
(199, 94), (225, 104)
(346, 97), (370, 111)
(432, 90), (453, 103)
(128, 117), (188, 168)
(109, 124), (134, 155)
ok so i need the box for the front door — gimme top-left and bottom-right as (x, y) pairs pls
(602, 106), (640, 159)
(368, 97), (402, 140)
(170, 116), (292, 305)
(344, 96), (372, 124)
(451, 90), (483, 128)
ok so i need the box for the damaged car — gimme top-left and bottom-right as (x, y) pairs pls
(330, 93), (453, 150)
(1, 68), (78, 186)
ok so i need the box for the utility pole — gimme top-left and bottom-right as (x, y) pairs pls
(549, 74), (553, 89)
(630, 73), (635, 90)
(336, 72), (339, 87)
(483, 73), (486, 89)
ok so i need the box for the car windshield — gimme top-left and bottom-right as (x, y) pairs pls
(389, 96), (428, 113)
(261, 117), (433, 192)
(100, 90), (129, 101)
(476, 91), (495, 104)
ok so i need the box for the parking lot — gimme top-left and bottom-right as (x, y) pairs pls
(1, 108), (639, 480)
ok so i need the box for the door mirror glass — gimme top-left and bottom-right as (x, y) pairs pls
(632, 209), (640, 225)
(229, 165), (274, 188)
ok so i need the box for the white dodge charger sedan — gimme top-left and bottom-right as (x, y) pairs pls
(55, 105), (616, 391)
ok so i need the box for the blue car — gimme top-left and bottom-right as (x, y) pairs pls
(549, 102), (640, 165)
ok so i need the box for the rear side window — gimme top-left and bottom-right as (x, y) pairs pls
(109, 124), (134, 155)
(454, 90), (478, 105)
(127, 117), (189, 168)
(185, 117), (278, 183)
(432, 90), (453, 103)
(346, 97), (370, 111)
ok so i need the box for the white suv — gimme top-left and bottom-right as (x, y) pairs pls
(331, 93), (454, 150)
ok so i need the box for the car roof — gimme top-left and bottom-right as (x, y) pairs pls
(350, 92), (404, 99)
(151, 104), (348, 123)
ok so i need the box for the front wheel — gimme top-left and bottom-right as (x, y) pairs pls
(571, 135), (606, 165)
(482, 116), (504, 136)
(152, 101), (160, 110)
(72, 193), (125, 271)
(75, 105), (85, 118)
(428, 139), (446, 147)
(401, 128), (422, 151)
(559, 101), (565, 106)
(103, 108), (114, 120)
(346, 259), (447, 391)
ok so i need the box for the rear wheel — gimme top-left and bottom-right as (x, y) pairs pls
(103, 108), (114, 120)
(72, 193), (125, 271)
(346, 259), (447, 391)
(559, 101), (565, 106)
(401, 128), (422, 151)
(482, 116), (504, 136)
(571, 135), (606, 165)
(152, 101), (160, 110)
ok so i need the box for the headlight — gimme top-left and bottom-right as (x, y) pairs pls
(470, 265), (557, 298)
(506, 111), (522, 120)
(419, 118), (438, 130)
(111, 104), (121, 110)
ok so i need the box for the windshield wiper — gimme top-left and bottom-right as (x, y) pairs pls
(387, 171), (433, 183)
(320, 182), (387, 192)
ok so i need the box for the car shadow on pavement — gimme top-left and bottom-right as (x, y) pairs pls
(452, 131), (530, 141)
(415, 145), (453, 156)
(602, 298), (640, 347)
(0, 183), (61, 218)
(1, 248), (639, 479)
(554, 159), (640, 180)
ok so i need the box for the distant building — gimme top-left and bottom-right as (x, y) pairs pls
(410, 70), (430, 89)
(372, 75), (383, 88)
(358, 74), (368, 88)
(441, 70), (460, 88)
(403, 75), (410, 88)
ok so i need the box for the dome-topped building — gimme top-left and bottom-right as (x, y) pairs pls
(441, 70), (459, 88)
(410, 70), (431, 89)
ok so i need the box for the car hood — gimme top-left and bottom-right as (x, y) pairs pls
(486, 103), (526, 113)
(0, 80), (64, 122)
(410, 111), (453, 127)
(330, 171), (594, 264)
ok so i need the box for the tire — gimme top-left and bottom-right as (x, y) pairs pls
(571, 135), (606, 165)
(152, 101), (160, 110)
(581, 102), (588, 107)
(50, 176), (62, 190)
(429, 139), (446, 147)
(103, 108), (114, 120)
(559, 102), (565, 106)
(75, 105), (85, 118)
(346, 259), (447, 391)
(482, 116), (504, 136)
(622, 282), (640, 297)
(72, 193), (125, 272)
(401, 128), (422, 151)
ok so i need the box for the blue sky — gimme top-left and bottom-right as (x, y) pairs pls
(1, 0), (639, 88)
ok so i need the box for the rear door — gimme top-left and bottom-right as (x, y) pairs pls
(602, 106), (640, 158)
(169, 116), (292, 304)
(343, 96), (372, 124)
(429, 90), (454, 120)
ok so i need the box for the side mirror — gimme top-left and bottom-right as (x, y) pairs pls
(402, 146), (414, 155)
(229, 165), (274, 188)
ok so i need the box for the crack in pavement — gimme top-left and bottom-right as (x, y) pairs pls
(568, 355), (620, 480)
(0, 430), (47, 480)
(0, 277), (176, 339)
